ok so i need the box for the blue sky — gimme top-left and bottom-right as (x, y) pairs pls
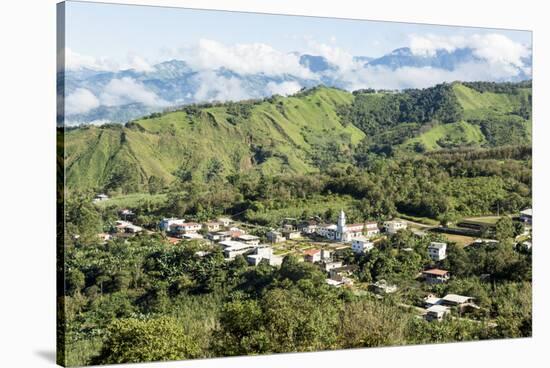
(65, 0), (531, 63)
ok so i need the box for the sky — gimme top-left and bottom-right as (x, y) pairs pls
(64, 1), (531, 66)
(61, 1), (532, 123)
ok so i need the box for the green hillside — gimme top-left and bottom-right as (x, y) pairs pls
(64, 87), (362, 191)
(63, 82), (531, 192)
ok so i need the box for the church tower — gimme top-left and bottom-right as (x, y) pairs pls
(337, 210), (346, 240)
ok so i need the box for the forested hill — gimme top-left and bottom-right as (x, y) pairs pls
(62, 81), (532, 192)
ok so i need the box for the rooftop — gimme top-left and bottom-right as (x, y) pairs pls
(442, 294), (472, 304)
(429, 242), (447, 249)
(237, 234), (260, 240)
(303, 249), (321, 256)
(426, 305), (450, 313)
(423, 268), (449, 276)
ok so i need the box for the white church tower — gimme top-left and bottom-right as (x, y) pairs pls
(337, 210), (347, 241)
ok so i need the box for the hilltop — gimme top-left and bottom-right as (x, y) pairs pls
(63, 81), (532, 192)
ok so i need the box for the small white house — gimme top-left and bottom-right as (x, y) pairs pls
(351, 237), (374, 254)
(246, 246), (283, 266)
(236, 234), (261, 246)
(303, 249), (321, 263)
(159, 218), (185, 232)
(520, 208), (532, 224)
(425, 305), (450, 322)
(383, 220), (408, 234)
(372, 279), (397, 294)
(428, 242), (447, 261)
(218, 217), (234, 227)
(266, 230), (285, 243)
(219, 240), (258, 260)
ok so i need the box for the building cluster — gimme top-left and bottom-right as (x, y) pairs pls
(159, 216), (282, 265)
(423, 293), (479, 322)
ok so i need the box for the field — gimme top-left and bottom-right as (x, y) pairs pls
(92, 193), (168, 210)
(441, 233), (477, 247)
(404, 121), (485, 151)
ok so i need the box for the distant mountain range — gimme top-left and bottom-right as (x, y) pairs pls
(60, 47), (532, 125)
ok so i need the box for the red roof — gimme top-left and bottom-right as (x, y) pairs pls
(423, 269), (449, 276)
(167, 237), (181, 245)
(303, 249), (321, 256)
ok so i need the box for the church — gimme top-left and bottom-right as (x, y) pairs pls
(317, 210), (379, 242)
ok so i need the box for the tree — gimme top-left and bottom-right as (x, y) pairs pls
(495, 217), (514, 241)
(92, 317), (200, 365)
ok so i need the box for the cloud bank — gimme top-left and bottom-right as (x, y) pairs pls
(63, 33), (531, 122)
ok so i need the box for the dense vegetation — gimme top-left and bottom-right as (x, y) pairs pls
(60, 192), (531, 365)
(59, 80), (532, 366)
(62, 81), (531, 193)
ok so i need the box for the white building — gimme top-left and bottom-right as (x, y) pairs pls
(316, 211), (379, 242)
(170, 222), (202, 237)
(266, 231), (285, 243)
(383, 220), (408, 234)
(219, 240), (258, 260)
(236, 234), (261, 246)
(425, 305), (450, 322)
(93, 194), (109, 202)
(520, 208), (532, 224)
(428, 242), (447, 261)
(160, 218), (185, 232)
(246, 246), (283, 266)
(203, 222), (221, 232)
(218, 217), (234, 227)
(351, 237), (374, 254)
(303, 249), (322, 263)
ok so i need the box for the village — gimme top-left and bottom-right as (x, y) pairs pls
(93, 193), (532, 324)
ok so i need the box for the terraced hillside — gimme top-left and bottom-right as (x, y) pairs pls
(63, 81), (532, 191)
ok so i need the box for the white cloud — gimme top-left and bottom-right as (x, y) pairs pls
(305, 40), (359, 72)
(266, 81), (302, 96)
(409, 33), (531, 72)
(99, 77), (167, 107)
(180, 39), (314, 78)
(122, 55), (154, 72)
(192, 71), (253, 102)
(65, 88), (100, 114)
(65, 48), (118, 71)
(64, 119), (111, 127)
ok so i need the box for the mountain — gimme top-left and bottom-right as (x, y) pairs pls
(62, 82), (532, 192)
(62, 46), (532, 126)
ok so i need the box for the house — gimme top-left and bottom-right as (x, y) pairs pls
(246, 246), (283, 266)
(298, 220), (318, 234)
(520, 208), (532, 224)
(423, 294), (443, 308)
(93, 194), (109, 202)
(428, 242), (447, 261)
(422, 268), (450, 284)
(383, 220), (408, 234)
(203, 222), (221, 232)
(351, 237), (374, 254)
(282, 230), (301, 240)
(183, 233), (204, 240)
(371, 279), (397, 294)
(303, 249), (321, 263)
(325, 278), (344, 287)
(441, 294), (478, 312)
(236, 234), (260, 246)
(316, 224), (337, 238)
(266, 230), (285, 243)
(425, 305), (450, 322)
(170, 222), (202, 237)
(207, 231), (232, 242)
(97, 233), (112, 242)
(363, 222), (380, 239)
(323, 260), (343, 272)
(321, 249), (331, 260)
(219, 240), (258, 260)
(159, 218), (185, 232)
(114, 220), (132, 232)
(282, 223), (297, 232)
(124, 224), (143, 234)
(218, 217), (234, 227)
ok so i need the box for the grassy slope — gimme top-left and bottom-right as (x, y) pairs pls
(404, 121), (486, 151)
(64, 87), (362, 189)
